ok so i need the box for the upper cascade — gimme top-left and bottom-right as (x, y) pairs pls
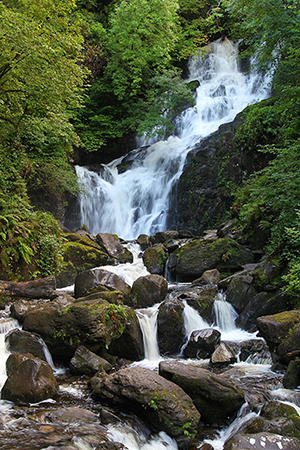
(76, 39), (271, 240)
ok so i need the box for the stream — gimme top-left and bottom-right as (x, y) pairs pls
(0, 39), (299, 449)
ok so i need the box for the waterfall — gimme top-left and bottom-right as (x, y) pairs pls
(0, 314), (19, 390)
(213, 292), (238, 331)
(182, 300), (210, 337)
(136, 304), (160, 361)
(75, 39), (271, 239)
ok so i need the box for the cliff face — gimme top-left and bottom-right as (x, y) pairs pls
(168, 112), (272, 235)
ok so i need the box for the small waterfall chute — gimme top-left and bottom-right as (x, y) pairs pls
(136, 304), (161, 362)
(182, 300), (210, 338)
(213, 292), (237, 331)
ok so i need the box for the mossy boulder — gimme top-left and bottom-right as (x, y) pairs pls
(130, 274), (168, 308)
(257, 310), (300, 364)
(96, 233), (133, 264)
(245, 401), (300, 439)
(169, 238), (254, 282)
(157, 299), (185, 355)
(23, 295), (133, 361)
(159, 360), (244, 425)
(283, 359), (300, 389)
(91, 366), (200, 443)
(142, 243), (168, 275)
(57, 234), (115, 287)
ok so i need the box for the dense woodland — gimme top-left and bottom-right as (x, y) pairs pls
(0, 0), (300, 300)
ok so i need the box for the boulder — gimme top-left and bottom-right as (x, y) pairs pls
(96, 233), (133, 263)
(210, 342), (237, 366)
(137, 234), (150, 250)
(0, 277), (56, 299)
(2, 353), (58, 404)
(106, 307), (145, 361)
(283, 359), (300, 389)
(91, 366), (200, 442)
(168, 238), (254, 282)
(159, 360), (244, 425)
(142, 244), (168, 275)
(245, 401), (300, 439)
(236, 290), (293, 332)
(238, 339), (271, 364)
(183, 328), (221, 359)
(75, 268), (131, 299)
(69, 345), (112, 375)
(5, 329), (48, 362)
(151, 230), (180, 244)
(23, 295), (132, 360)
(193, 269), (221, 286)
(157, 299), (185, 355)
(224, 432), (300, 450)
(57, 234), (115, 287)
(130, 274), (168, 308)
(256, 310), (300, 364)
(225, 273), (258, 313)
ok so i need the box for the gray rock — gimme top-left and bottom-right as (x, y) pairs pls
(69, 345), (112, 375)
(2, 353), (58, 404)
(224, 432), (300, 449)
(130, 274), (168, 308)
(157, 299), (185, 355)
(5, 329), (49, 362)
(96, 233), (133, 263)
(159, 360), (244, 425)
(183, 328), (221, 359)
(75, 268), (131, 299)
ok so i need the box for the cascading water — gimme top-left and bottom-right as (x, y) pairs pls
(136, 304), (160, 362)
(213, 292), (238, 331)
(75, 39), (271, 239)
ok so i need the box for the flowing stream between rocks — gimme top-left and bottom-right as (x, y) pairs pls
(0, 40), (299, 450)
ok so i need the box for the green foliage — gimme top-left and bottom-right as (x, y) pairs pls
(0, 192), (63, 280)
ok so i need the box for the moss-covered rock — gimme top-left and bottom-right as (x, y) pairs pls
(283, 359), (300, 389)
(169, 238), (254, 282)
(91, 366), (200, 443)
(142, 243), (168, 275)
(23, 296), (132, 361)
(245, 401), (300, 439)
(159, 360), (244, 425)
(257, 310), (300, 367)
(75, 268), (131, 300)
(130, 274), (168, 308)
(57, 234), (115, 287)
(96, 233), (133, 263)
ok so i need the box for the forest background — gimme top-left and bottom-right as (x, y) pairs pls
(0, 0), (300, 300)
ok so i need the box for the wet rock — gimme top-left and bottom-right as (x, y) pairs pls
(183, 329), (221, 359)
(210, 341), (238, 366)
(96, 233), (133, 264)
(75, 268), (131, 299)
(159, 360), (244, 425)
(151, 230), (180, 244)
(46, 406), (99, 424)
(224, 432), (300, 449)
(157, 299), (185, 355)
(69, 345), (112, 375)
(130, 274), (168, 308)
(10, 298), (45, 322)
(57, 233), (115, 287)
(225, 272), (257, 313)
(168, 284), (217, 323)
(236, 290), (293, 332)
(23, 296), (132, 360)
(238, 339), (271, 364)
(0, 277), (56, 299)
(2, 353), (58, 404)
(107, 307), (145, 361)
(91, 366), (200, 441)
(5, 329), (48, 362)
(193, 269), (221, 286)
(283, 359), (300, 389)
(245, 400), (300, 439)
(256, 310), (300, 364)
(168, 238), (254, 282)
(142, 243), (168, 275)
(137, 234), (150, 250)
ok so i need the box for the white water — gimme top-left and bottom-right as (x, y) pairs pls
(0, 315), (19, 389)
(107, 424), (178, 450)
(136, 304), (161, 362)
(76, 39), (271, 239)
(182, 300), (210, 337)
(95, 243), (149, 286)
